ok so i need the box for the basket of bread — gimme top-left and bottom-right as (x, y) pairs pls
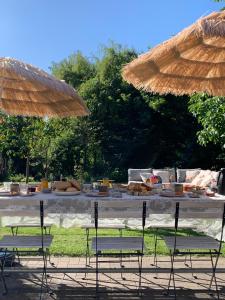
(127, 182), (152, 196)
(53, 180), (81, 195)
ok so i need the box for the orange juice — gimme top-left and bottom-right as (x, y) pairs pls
(41, 178), (48, 190)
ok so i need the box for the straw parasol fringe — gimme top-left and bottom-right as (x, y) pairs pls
(122, 11), (225, 96)
(0, 99), (87, 117)
(0, 57), (90, 117)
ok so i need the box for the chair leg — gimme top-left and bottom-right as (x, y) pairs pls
(40, 251), (51, 300)
(83, 228), (90, 280)
(96, 252), (99, 295)
(0, 261), (7, 295)
(188, 252), (197, 279)
(164, 250), (176, 299)
(209, 251), (220, 299)
(120, 251), (125, 280)
(138, 252), (143, 295)
(153, 228), (158, 266)
(119, 229), (124, 268)
(153, 228), (159, 279)
(85, 228), (90, 267)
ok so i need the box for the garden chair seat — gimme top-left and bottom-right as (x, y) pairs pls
(91, 200), (147, 293)
(92, 236), (144, 252)
(0, 235), (53, 248)
(164, 236), (220, 251)
(162, 201), (225, 298)
(149, 223), (196, 266)
(6, 223), (53, 235)
(0, 200), (53, 297)
(149, 224), (194, 229)
(6, 223), (53, 228)
(82, 224), (125, 229)
(82, 223), (125, 267)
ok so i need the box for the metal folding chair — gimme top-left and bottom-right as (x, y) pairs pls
(92, 200), (147, 294)
(149, 223), (196, 267)
(82, 223), (125, 268)
(0, 199), (53, 299)
(6, 223), (53, 235)
(6, 222), (53, 265)
(163, 201), (225, 299)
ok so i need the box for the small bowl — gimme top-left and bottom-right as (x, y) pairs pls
(98, 185), (108, 192)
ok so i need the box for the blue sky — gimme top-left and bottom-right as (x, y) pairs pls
(0, 0), (222, 72)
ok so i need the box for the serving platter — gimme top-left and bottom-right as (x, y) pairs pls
(160, 191), (185, 197)
(0, 192), (15, 197)
(85, 192), (109, 197)
(53, 191), (81, 196)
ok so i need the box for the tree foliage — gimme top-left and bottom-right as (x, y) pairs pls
(189, 94), (225, 147)
(0, 44), (222, 182)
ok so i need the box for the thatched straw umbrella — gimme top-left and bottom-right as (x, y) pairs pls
(0, 57), (89, 117)
(0, 57), (90, 182)
(122, 11), (225, 96)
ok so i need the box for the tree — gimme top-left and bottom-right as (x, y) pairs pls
(189, 94), (225, 166)
(0, 43), (222, 183)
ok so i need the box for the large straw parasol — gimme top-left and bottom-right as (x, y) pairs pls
(122, 11), (225, 96)
(0, 57), (89, 117)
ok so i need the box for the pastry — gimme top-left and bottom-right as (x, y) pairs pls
(53, 181), (71, 191)
(69, 180), (81, 191)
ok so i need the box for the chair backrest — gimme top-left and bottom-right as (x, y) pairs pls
(174, 201), (225, 246)
(91, 200), (147, 229)
(177, 201), (225, 219)
(148, 199), (176, 215)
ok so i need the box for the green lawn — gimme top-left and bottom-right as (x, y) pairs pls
(0, 226), (224, 257)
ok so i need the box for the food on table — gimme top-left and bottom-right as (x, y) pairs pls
(54, 181), (71, 190)
(150, 175), (162, 184)
(113, 183), (127, 192)
(173, 183), (183, 196)
(98, 185), (108, 192)
(206, 189), (215, 197)
(183, 183), (194, 192)
(41, 178), (49, 189)
(53, 180), (81, 192)
(127, 182), (152, 196)
(10, 183), (20, 195)
(69, 180), (81, 191)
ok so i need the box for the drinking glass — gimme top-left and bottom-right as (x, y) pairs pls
(82, 183), (92, 193)
(3, 182), (12, 192)
(19, 183), (29, 195)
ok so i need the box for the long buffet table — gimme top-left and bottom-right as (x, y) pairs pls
(1, 192), (225, 280)
(0, 192), (225, 240)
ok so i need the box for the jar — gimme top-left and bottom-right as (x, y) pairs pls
(41, 178), (48, 190)
(10, 183), (20, 195)
(173, 183), (183, 195)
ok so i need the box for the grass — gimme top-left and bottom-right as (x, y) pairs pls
(0, 226), (224, 257)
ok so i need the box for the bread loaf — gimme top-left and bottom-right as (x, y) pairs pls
(69, 180), (81, 191)
(53, 181), (71, 191)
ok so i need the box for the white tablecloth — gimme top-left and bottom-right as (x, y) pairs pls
(0, 192), (225, 240)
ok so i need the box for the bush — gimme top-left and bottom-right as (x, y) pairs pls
(9, 173), (34, 183)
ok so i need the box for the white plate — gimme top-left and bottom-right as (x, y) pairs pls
(160, 191), (184, 197)
(0, 192), (14, 197)
(20, 193), (35, 197)
(53, 191), (81, 196)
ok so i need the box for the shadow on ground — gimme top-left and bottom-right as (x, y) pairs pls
(3, 272), (225, 300)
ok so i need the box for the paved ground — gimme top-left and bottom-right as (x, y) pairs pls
(2, 256), (225, 299)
